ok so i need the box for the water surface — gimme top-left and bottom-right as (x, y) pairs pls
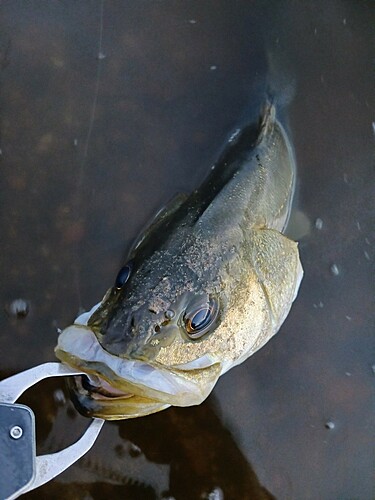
(0, 1), (373, 499)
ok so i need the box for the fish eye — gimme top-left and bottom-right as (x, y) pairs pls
(114, 262), (132, 289)
(183, 298), (218, 340)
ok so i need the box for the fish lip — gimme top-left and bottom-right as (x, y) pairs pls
(55, 324), (221, 407)
(78, 373), (134, 400)
(74, 301), (102, 326)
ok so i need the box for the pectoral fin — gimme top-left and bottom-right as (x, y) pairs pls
(249, 228), (303, 331)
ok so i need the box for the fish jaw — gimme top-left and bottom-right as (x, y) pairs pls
(68, 375), (171, 421)
(55, 325), (222, 420)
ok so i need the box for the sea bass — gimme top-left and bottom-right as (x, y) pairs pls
(55, 103), (303, 420)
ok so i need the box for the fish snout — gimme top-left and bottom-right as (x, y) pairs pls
(88, 305), (173, 359)
(87, 306), (142, 357)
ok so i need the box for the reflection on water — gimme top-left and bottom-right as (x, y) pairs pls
(0, 1), (373, 499)
(22, 380), (275, 499)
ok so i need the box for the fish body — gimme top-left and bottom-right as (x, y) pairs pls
(56, 103), (303, 419)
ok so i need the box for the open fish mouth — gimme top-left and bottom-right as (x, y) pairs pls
(76, 373), (135, 400)
(55, 325), (222, 420)
(67, 371), (171, 420)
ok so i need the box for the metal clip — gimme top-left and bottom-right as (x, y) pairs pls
(0, 362), (104, 498)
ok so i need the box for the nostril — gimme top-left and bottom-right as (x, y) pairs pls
(154, 325), (160, 333)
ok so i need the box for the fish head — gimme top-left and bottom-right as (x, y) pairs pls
(55, 229), (282, 420)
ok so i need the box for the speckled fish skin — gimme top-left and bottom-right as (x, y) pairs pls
(55, 103), (303, 419)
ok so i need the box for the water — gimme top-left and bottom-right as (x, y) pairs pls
(0, 1), (373, 499)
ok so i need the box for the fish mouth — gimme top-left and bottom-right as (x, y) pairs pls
(78, 373), (132, 399)
(67, 372), (171, 420)
(55, 325), (222, 420)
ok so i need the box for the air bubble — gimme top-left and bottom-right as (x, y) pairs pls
(330, 264), (340, 276)
(315, 218), (323, 230)
(313, 301), (324, 309)
(165, 309), (175, 320)
(205, 487), (224, 500)
(325, 421), (335, 430)
(6, 298), (29, 318)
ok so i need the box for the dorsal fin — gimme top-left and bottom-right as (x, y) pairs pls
(128, 193), (188, 257)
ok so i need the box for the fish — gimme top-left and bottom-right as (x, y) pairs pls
(55, 102), (303, 420)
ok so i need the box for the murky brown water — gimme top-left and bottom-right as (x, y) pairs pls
(0, 1), (373, 499)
